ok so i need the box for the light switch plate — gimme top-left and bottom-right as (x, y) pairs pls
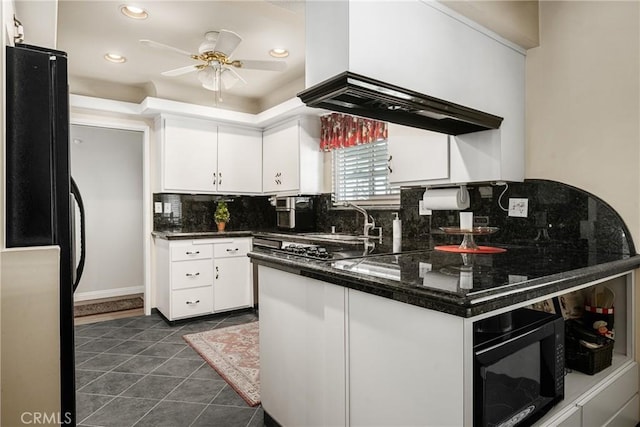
(154, 202), (163, 214)
(508, 198), (528, 217)
(163, 202), (172, 213)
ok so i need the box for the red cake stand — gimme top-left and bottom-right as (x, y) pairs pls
(435, 227), (506, 254)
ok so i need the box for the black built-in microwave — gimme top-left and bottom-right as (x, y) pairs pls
(473, 308), (565, 427)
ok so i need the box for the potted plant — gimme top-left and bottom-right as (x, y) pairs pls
(214, 200), (230, 231)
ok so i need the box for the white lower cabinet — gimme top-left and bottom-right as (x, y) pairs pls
(348, 289), (465, 427)
(258, 266), (346, 427)
(213, 240), (253, 312)
(258, 267), (638, 427)
(154, 237), (253, 321)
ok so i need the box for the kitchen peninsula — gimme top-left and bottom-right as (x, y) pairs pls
(249, 181), (640, 427)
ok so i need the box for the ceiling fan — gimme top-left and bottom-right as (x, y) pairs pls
(140, 29), (287, 100)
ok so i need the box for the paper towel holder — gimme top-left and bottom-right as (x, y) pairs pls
(422, 185), (470, 211)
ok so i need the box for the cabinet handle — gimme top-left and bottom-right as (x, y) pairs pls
(218, 172), (222, 185)
(185, 300), (200, 305)
(226, 248), (239, 253)
(215, 266), (219, 279)
(213, 172), (217, 186)
(185, 272), (200, 277)
(185, 251), (200, 255)
(387, 155), (393, 174)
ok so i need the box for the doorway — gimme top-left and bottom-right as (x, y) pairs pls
(70, 124), (145, 312)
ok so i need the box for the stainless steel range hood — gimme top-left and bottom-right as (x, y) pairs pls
(298, 71), (503, 135)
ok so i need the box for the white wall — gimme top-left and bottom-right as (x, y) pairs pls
(70, 125), (144, 300)
(526, 1), (640, 244)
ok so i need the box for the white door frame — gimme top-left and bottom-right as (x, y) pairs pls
(70, 114), (153, 315)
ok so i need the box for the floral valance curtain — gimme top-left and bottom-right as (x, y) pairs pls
(320, 113), (388, 151)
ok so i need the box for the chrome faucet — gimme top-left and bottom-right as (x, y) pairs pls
(343, 202), (382, 238)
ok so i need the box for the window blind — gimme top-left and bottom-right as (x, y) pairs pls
(333, 140), (400, 205)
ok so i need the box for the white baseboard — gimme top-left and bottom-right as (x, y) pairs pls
(74, 286), (145, 302)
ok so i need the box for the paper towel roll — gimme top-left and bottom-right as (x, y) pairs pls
(422, 187), (470, 210)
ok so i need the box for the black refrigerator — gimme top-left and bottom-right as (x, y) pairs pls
(6, 43), (85, 426)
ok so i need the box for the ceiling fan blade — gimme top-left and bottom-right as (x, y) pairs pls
(214, 30), (242, 56)
(140, 39), (194, 57)
(235, 59), (287, 72)
(221, 67), (247, 90)
(161, 65), (199, 77)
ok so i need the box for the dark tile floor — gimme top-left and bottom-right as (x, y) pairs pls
(75, 310), (262, 427)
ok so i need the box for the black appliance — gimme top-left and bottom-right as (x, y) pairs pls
(6, 44), (86, 425)
(473, 308), (565, 427)
(297, 71), (503, 135)
(275, 196), (316, 231)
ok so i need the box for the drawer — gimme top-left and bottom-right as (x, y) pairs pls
(581, 362), (638, 427)
(171, 259), (213, 290)
(604, 393), (639, 427)
(172, 286), (213, 319)
(214, 239), (251, 258)
(171, 243), (213, 261)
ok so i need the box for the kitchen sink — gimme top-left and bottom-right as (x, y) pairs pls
(301, 233), (368, 242)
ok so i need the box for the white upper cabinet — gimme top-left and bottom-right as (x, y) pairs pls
(160, 115), (218, 193)
(262, 116), (323, 195)
(387, 124), (450, 186)
(155, 115), (262, 194)
(217, 125), (262, 194)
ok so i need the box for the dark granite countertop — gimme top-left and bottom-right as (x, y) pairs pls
(248, 242), (640, 318)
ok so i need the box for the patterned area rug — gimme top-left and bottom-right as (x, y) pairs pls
(74, 296), (143, 317)
(183, 321), (260, 406)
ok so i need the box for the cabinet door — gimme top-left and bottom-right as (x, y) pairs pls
(213, 256), (252, 312)
(348, 288), (465, 426)
(262, 120), (299, 194)
(258, 266), (346, 427)
(217, 126), (262, 194)
(387, 124), (449, 185)
(162, 117), (218, 193)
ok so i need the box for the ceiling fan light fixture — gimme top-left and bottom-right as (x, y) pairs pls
(269, 48), (289, 58)
(104, 53), (126, 63)
(198, 67), (220, 91)
(120, 5), (148, 19)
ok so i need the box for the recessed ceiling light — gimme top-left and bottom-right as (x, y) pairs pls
(269, 48), (289, 58)
(120, 5), (148, 20)
(104, 53), (126, 63)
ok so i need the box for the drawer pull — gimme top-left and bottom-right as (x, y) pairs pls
(185, 300), (200, 305)
(185, 272), (200, 277)
(226, 248), (239, 252)
(185, 251), (200, 255)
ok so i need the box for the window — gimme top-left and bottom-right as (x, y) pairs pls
(333, 139), (400, 205)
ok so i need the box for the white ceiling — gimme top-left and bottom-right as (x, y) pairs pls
(56, 0), (306, 112)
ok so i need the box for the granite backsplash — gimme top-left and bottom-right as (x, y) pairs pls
(153, 194), (276, 232)
(154, 179), (634, 255)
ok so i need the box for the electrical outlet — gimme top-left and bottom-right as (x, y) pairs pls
(163, 202), (172, 214)
(419, 262), (432, 278)
(154, 202), (163, 214)
(418, 200), (432, 216)
(508, 198), (528, 218)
